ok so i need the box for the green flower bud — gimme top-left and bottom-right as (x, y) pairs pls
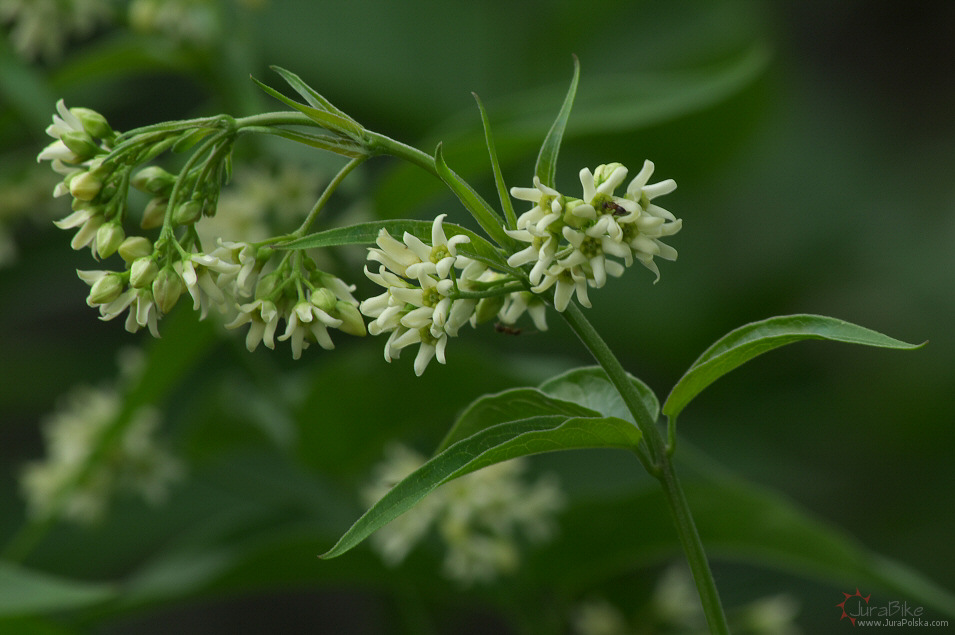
(152, 266), (183, 314)
(333, 300), (366, 336)
(60, 131), (101, 162)
(95, 222), (125, 259)
(118, 236), (153, 263)
(593, 163), (625, 189)
(310, 287), (338, 313)
(88, 273), (124, 305)
(140, 198), (167, 230)
(129, 257), (159, 288)
(69, 170), (103, 201)
(71, 107), (113, 140)
(254, 271), (282, 300)
(131, 166), (176, 196)
(172, 200), (202, 226)
(473, 295), (505, 325)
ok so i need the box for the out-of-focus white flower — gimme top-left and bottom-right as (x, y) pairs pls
(572, 598), (632, 635)
(20, 385), (182, 524)
(1, 0), (112, 61)
(362, 444), (565, 585)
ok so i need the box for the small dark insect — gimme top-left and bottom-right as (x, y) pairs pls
(494, 322), (524, 336)
(604, 200), (628, 216)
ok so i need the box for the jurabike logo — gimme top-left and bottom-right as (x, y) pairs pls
(837, 588), (929, 627)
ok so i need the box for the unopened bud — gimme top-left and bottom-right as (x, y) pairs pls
(88, 273), (124, 305)
(71, 107), (113, 140)
(310, 287), (337, 313)
(95, 222), (125, 259)
(140, 197), (167, 229)
(131, 166), (176, 196)
(473, 295), (505, 325)
(333, 301), (366, 336)
(60, 131), (101, 162)
(129, 257), (159, 288)
(172, 200), (202, 226)
(254, 272), (282, 300)
(118, 236), (153, 263)
(152, 266), (183, 314)
(69, 170), (103, 201)
(593, 163), (626, 189)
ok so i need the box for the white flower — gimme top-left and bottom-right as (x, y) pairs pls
(1, 0), (112, 61)
(225, 298), (280, 352)
(498, 291), (549, 331)
(176, 251), (242, 319)
(276, 298), (342, 360)
(20, 384), (182, 524)
(360, 216), (479, 376)
(362, 445), (565, 585)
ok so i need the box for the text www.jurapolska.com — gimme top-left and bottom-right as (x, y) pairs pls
(856, 618), (950, 627)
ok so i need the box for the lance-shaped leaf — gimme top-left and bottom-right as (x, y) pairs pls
(663, 314), (924, 420)
(264, 129), (368, 159)
(540, 366), (660, 424)
(321, 414), (642, 559)
(434, 143), (513, 250)
(535, 55), (580, 189)
(273, 219), (515, 274)
(473, 92), (517, 229)
(269, 66), (356, 124)
(0, 562), (116, 616)
(251, 76), (367, 144)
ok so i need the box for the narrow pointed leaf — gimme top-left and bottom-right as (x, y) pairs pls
(435, 387), (600, 453)
(0, 563), (116, 615)
(273, 219), (515, 274)
(269, 66), (355, 122)
(535, 55), (580, 189)
(473, 93), (517, 229)
(264, 128), (368, 159)
(321, 414), (641, 559)
(540, 365), (660, 423)
(251, 76), (366, 142)
(433, 143), (513, 249)
(663, 314), (924, 419)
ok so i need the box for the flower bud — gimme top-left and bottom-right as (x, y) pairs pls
(129, 257), (159, 288)
(118, 236), (153, 263)
(310, 287), (338, 313)
(131, 166), (176, 196)
(172, 200), (202, 226)
(69, 170), (103, 201)
(88, 273), (124, 305)
(593, 163), (625, 189)
(140, 198), (167, 229)
(333, 301), (366, 336)
(473, 295), (505, 325)
(95, 222), (125, 259)
(152, 266), (183, 314)
(253, 271), (282, 300)
(60, 131), (101, 162)
(71, 107), (113, 140)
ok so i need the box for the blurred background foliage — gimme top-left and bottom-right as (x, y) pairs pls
(1, 1), (953, 633)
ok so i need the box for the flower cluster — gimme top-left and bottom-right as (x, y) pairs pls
(0, 0), (112, 61)
(506, 161), (682, 311)
(362, 444), (565, 585)
(360, 214), (487, 376)
(20, 364), (183, 524)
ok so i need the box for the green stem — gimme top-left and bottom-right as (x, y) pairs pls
(293, 155), (367, 237)
(559, 302), (730, 635)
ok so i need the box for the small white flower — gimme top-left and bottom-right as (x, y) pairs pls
(225, 298), (280, 352)
(176, 251), (241, 319)
(276, 298), (342, 360)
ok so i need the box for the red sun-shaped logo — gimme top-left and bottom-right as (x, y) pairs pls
(837, 588), (872, 626)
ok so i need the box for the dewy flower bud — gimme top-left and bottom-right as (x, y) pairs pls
(95, 222), (125, 259)
(71, 107), (113, 140)
(69, 171), (103, 201)
(152, 266), (183, 314)
(118, 236), (153, 263)
(129, 257), (159, 288)
(60, 131), (101, 162)
(131, 166), (176, 196)
(88, 273), (124, 305)
(334, 301), (367, 336)
(172, 200), (202, 226)
(140, 198), (167, 230)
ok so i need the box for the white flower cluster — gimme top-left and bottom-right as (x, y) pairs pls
(362, 444), (565, 585)
(20, 382), (183, 524)
(0, 0), (112, 61)
(507, 161), (682, 311)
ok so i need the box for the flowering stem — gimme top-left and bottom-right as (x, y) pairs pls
(559, 302), (730, 635)
(293, 155), (368, 237)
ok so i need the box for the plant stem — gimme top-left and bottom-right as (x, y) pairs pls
(560, 302), (730, 635)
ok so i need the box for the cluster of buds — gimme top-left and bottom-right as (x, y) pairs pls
(506, 161), (682, 311)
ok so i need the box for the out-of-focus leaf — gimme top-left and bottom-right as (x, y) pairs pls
(322, 414), (642, 559)
(663, 314), (924, 420)
(0, 562), (116, 616)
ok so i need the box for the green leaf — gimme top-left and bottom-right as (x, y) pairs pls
(269, 66), (356, 123)
(435, 387), (601, 453)
(473, 92), (517, 229)
(322, 414), (642, 559)
(534, 55), (580, 189)
(540, 365), (660, 424)
(663, 314), (924, 420)
(433, 143), (513, 249)
(0, 562), (116, 616)
(274, 219), (516, 274)
(251, 75), (366, 143)
(259, 128), (368, 159)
